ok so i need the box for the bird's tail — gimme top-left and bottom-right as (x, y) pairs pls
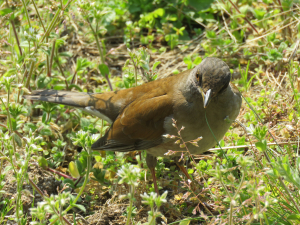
(22, 89), (92, 108)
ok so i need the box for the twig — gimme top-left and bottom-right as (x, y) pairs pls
(288, 39), (300, 63)
(227, 0), (259, 35)
(247, 20), (297, 43)
(206, 141), (297, 152)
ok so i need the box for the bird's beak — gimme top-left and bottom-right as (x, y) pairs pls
(203, 89), (212, 108)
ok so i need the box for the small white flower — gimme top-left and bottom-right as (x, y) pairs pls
(134, 27), (140, 33)
(29, 27), (34, 33)
(126, 21), (133, 26)
(35, 136), (42, 141)
(23, 137), (31, 143)
(5, 75), (16, 81)
(265, 200), (269, 207)
(77, 130), (87, 135)
(91, 134), (99, 141)
(231, 200), (237, 206)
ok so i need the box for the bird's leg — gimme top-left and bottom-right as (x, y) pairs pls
(146, 154), (159, 195)
(174, 157), (196, 191)
(175, 157), (192, 181)
(139, 152), (143, 168)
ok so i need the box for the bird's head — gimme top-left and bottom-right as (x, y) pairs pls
(192, 57), (231, 108)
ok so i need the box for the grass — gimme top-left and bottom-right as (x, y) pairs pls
(1, 0), (300, 224)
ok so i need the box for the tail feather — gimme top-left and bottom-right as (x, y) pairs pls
(23, 89), (92, 108)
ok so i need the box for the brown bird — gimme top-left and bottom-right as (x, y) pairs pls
(23, 57), (242, 194)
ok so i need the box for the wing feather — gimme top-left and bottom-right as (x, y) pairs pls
(92, 93), (173, 151)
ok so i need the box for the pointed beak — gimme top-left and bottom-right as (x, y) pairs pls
(203, 89), (212, 108)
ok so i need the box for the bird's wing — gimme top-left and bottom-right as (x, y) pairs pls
(92, 93), (173, 151)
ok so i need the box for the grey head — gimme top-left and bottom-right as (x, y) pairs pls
(190, 57), (231, 108)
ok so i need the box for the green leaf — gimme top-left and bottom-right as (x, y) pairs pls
(42, 112), (47, 124)
(3, 68), (17, 78)
(188, 169), (194, 174)
(55, 39), (65, 48)
(193, 57), (202, 65)
(278, 42), (288, 53)
(287, 214), (300, 222)
(80, 118), (90, 130)
(178, 27), (185, 35)
(37, 74), (51, 89)
(13, 133), (22, 147)
(267, 49), (283, 62)
(103, 11), (116, 25)
(53, 84), (66, 90)
(188, 0), (214, 11)
(92, 168), (107, 183)
(63, 179), (75, 189)
(179, 218), (192, 225)
(265, 168), (278, 177)
(206, 30), (216, 38)
(0, 8), (13, 16)
(186, 62), (192, 70)
(246, 73), (257, 90)
(72, 203), (86, 212)
(68, 84), (83, 92)
(69, 161), (80, 178)
(38, 157), (49, 169)
(77, 157), (87, 174)
(153, 8), (164, 17)
(9, 117), (17, 131)
(124, 80), (130, 88)
(92, 151), (101, 156)
(152, 61), (161, 71)
(183, 56), (192, 65)
(58, 52), (73, 57)
(165, 34), (178, 50)
(23, 122), (37, 132)
(253, 8), (266, 20)
(255, 140), (267, 152)
(76, 58), (91, 71)
(98, 64), (109, 76)
(168, 14), (177, 21)
(40, 126), (52, 136)
(183, 56), (193, 69)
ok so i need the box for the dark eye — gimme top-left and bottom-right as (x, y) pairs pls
(196, 73), (202, 86)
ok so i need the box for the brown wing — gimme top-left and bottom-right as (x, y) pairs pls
(91, 93), (173, 151)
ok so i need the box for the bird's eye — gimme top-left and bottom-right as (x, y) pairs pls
(196, 73), (202, 86)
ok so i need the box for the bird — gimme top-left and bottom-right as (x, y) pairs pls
(23, 57), (242, 194)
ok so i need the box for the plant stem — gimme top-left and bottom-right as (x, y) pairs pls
(87, 19), (104, 64)
(126, 186), (135, 225)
